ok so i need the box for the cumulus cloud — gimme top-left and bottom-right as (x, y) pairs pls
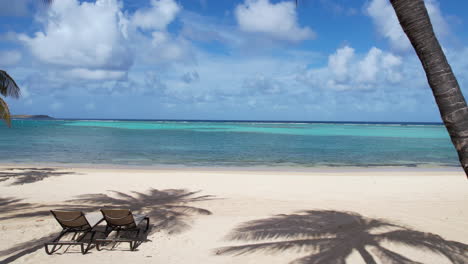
(0, 50), (22, 66)
(235, 0), (314, 42)
(18, 0), (132, 70)
(299, 45), (404, 91)
(328, 46), (354, 83)
(366, 0), (450, 52)
(129, 0), (190, 65)
(145, 31), (193, 63)
(243, 74), (282, 94)
(16, 0), (188, 83)
(132, 0), (181, 31)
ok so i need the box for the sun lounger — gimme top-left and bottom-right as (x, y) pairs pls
(96, 209), (150, 251)
(44, 210), (104, 254)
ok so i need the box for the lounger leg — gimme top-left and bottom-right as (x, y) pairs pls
(44, 244), (53, 255)
(144, 217), (150, 231)
(131, 229), (141, 251)
(82, 230), (96, 254)
(44, 230), (68, 255)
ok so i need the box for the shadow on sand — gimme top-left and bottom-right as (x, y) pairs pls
(216, 210), (468, 264)
(0, 168), (76, 185)
(0, 188), (214, 263)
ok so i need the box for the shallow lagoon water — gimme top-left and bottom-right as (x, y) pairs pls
(0, 120), (457, 167)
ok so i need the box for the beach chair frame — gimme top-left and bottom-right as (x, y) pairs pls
(44, 210), (103, 255)
(96, 209), (150, 251)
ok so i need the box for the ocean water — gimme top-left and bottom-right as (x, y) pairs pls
(0, 119), (459, 168)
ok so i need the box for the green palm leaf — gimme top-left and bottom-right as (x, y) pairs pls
(0, 70), (20, 99)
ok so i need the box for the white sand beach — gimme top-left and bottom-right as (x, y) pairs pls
(0, 166), (467, 264)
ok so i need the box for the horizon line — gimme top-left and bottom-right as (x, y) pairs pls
(14, 117), (444, 125)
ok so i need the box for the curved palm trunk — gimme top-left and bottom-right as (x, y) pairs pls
(0, 97), (12, 127)
(390, 0), (468, 177)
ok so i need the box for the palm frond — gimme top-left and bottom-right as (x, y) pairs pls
(0, 97), (12, 127)
(378, 229), (468, 264)
(292, 246), (351, 264)
(371, 245), (423, 264)
(0, 70), (20, 98)
(226, 210), (388, 241)
(68, 189), (213, 234)
(217, 238), (337, 256)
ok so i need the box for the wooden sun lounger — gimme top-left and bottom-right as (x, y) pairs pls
(96, 209), (149, 251)
(44, 210), (104, 254)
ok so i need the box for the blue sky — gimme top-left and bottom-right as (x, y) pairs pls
(1, 0), (468, 121)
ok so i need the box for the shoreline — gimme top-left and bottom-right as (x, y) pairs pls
(0, 162), (463, 174)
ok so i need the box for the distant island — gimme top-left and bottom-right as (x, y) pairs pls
(12, 115), (54, 120)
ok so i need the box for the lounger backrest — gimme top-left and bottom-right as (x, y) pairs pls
(101, 209), (135, 227)
(51, 210), (89, 228)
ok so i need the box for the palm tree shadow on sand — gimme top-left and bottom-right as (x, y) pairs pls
(216, 210), (468, 264)
(0, 168), (77, 185)
(71, 188), (215, 234)
(0, 188), (214, 263)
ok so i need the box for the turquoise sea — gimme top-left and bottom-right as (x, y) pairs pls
(0, 119), (458, 168)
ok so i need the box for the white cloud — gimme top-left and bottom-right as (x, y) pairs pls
(243, 74), (282, 94)
(128, 0), (190, 65)
(235, 0), (314, 42)
(65, 68), (127, 81)
(132, 0), (180, 31)
(299, 45), (404, 91)
(357, 47), (382, 83)
(366, 0), (450, 52)
(20, 85), (31, 98)
(150, 31), (186, 60)
(381, 53), (403, 83)
(328, 46), (355, 82)
(19, 0), (132, 70)
(16, 0), (188, 84)
(366, 0), (409, 51)
(0, 50), (22, 66)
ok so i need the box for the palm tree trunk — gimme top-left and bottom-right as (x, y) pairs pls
(0, 97), (12, 127)
(390, 0), (468, 178)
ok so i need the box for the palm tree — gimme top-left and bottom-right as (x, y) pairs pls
(0, 70), (20, 127)
(216, 210), (468, 264)
(388, 0), (468, 177)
